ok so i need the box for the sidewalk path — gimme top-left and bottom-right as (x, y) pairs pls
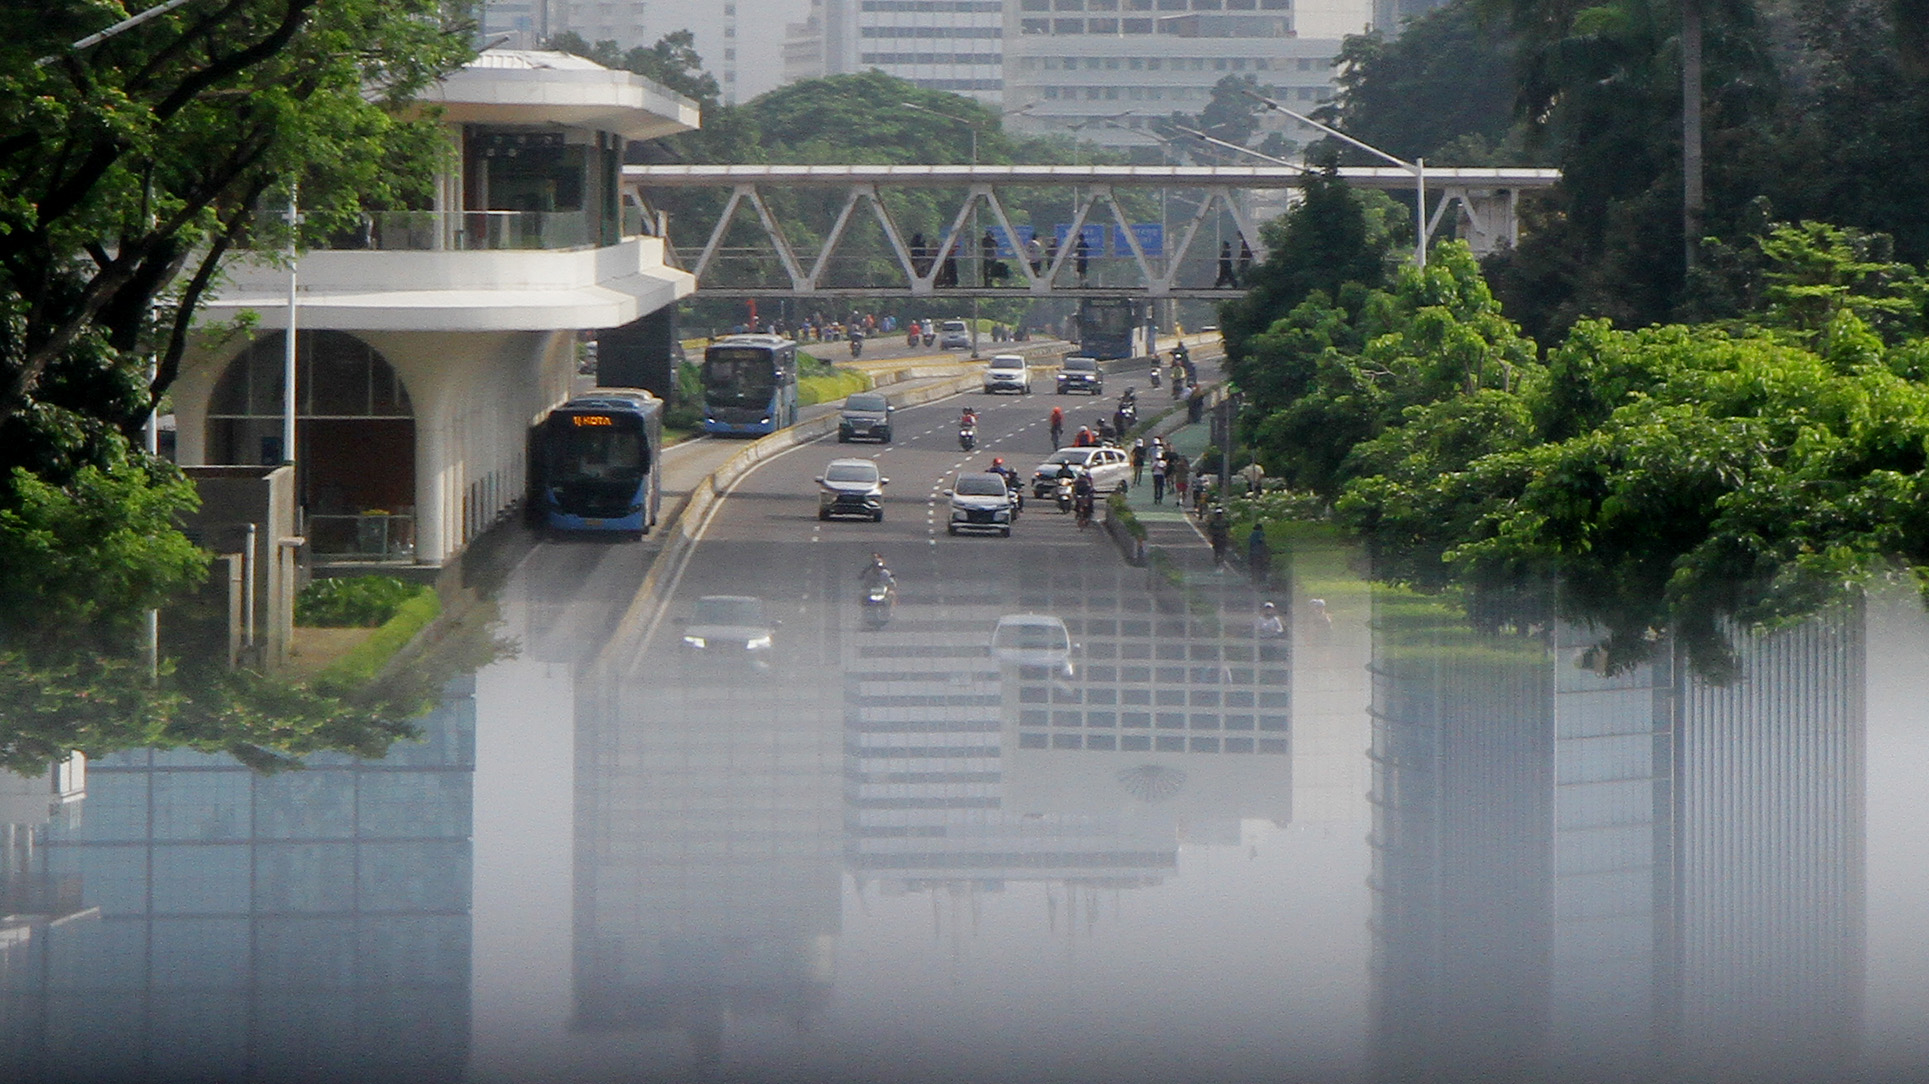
(1108, 347), (1271, 613)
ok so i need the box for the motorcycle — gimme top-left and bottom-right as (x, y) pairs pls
(1074, 489), (1096, 530)
(849, 334), (864, 358)
(959, 424), (977, 452)
(1003, 476), (1025, 520)
(1054, 475), (1076, 513)
(922, 332), (936, 347)
(862, 581), (896, 629)
(1148, 365), (1160, 388)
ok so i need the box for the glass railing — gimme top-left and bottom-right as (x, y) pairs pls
(307, 512), (416, 561)
(352, 210), (592, 251)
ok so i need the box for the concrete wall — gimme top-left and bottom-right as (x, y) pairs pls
(180, 465), (298, 670)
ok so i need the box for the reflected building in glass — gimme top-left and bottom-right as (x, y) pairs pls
(572, 556), (846, 1064)
(845, 566), (1188, 915)
(0, 686), (476, 1082)
(1367, 591), (1864, 1082)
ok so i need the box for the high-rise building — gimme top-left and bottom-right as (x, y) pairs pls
(1366, 592), (1867, 1082)
(782, 0), (1006, 102)
(550, 0), (652, 53)
(1372, 0), (1451, 35)
(0, 693), (477, 1082)
(1001, 0), (1347, 155)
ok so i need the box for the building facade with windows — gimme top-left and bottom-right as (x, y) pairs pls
(783, 0), (1006, 101)
(1001, 0), (1345, 153)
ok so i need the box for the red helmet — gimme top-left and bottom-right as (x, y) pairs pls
(992, 457), (1004, 466)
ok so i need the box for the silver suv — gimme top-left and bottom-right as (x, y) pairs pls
(948, 471), (1015, 536)
(817, 457), (888, 522)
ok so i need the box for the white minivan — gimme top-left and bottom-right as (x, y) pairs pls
(982, 354), (1033, 394)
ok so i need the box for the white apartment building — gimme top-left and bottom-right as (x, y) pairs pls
(783, 0), (1006, 101)
(549, 0), (653, 53)
(1002, 0), (1347, 155)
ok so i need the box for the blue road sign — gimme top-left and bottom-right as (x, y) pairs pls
(1114, 223), (1164, 258)
(1054, 223), (1106, 255)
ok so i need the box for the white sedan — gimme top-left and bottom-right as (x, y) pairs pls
(1028, 446), (1131, 498)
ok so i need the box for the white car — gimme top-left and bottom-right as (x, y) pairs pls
(939, 319), (971, 349)
(1028, 445), (1132, 499)
(982, 354), (1032, 394)
(989, 614), (1076, 677)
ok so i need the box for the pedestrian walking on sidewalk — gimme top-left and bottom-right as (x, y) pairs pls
(1130, 439), (1147, 484)
(1208, 506), (1232, 568)
(1169, 453), (1190, 505)
(1247, 522), (1270, 587)
(1150, 449), (1168, 504)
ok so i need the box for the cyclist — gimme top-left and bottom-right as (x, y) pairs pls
(1048, 404), (1065, 448)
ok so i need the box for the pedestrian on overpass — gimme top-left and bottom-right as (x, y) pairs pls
(1131, 439), (1147, 484)
(1150, 449), (1168, 504)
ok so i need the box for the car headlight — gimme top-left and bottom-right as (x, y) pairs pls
(683, 635), (707, 648)
(746, 634), (773, 650)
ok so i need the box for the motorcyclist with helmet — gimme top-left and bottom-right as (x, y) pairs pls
(988, 456), (1024, 514)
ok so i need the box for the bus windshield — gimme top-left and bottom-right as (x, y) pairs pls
(550, 419), (644, 484)
(703, 348), (778, 406)
(1082, 303), (1132, 336)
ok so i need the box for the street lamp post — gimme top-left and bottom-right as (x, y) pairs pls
(1242, 90), (1428, 268)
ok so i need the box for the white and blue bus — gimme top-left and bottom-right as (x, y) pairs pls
(532, 388), (663, 536)
(702, 334), (800, 436)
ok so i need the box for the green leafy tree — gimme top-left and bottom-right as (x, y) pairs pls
(1219, 166), (1403, 380)
(1329, 9), (1532, 166)
(0, 1), (478, 769)
(0, 0), (475, 452)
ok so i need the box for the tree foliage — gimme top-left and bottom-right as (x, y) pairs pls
(0, 0), (476, 456)
(1237, 221), (1929, 678)
(0, 1), (479, 770)
(1334, 0), (1929, 342)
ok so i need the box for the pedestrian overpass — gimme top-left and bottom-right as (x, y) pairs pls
(623, 163), (1561, 300)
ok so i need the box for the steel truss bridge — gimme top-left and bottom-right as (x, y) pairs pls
(623, 164), (1561, 300)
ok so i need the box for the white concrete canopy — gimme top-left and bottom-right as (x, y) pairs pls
(423, 49), (700, 141)
(199, 237), (693, 332)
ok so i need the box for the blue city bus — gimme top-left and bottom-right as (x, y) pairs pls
(701, 334), (800, 436)
(1076, 298), (1151, 360)
(532, 388), (663, 536)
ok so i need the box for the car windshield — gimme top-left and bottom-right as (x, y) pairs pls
(1064, 358), (1098, 371)
(824, 464), (876, 484)
(1042, 451), (1090, 467)
(993, 620), (1069, 651)
(990, 358), (1023, 369)
(844, 394), (886, 412)
(941, 321), (967, 332)
(957, 476), (1007, 496)
(692, 597), (766, 626)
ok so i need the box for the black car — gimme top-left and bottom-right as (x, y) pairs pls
(1055, 355), (1103, 395)
(838, 391), (893, 443)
